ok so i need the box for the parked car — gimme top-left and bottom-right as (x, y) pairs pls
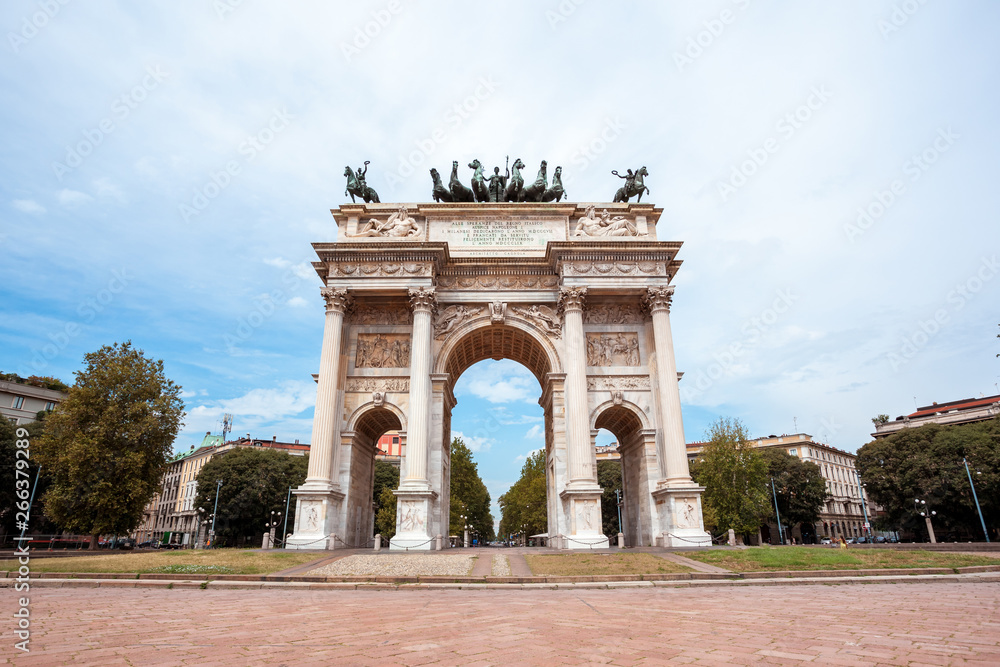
(820, 537), (832, 545)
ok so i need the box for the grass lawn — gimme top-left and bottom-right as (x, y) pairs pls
(0, 549), (324, 575)
(681, 546), (1000, 572)
(525, 553), (691, 576)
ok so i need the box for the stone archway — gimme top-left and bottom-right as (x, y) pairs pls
(286, 201), (711, 550)
(593, 403), (654, 547)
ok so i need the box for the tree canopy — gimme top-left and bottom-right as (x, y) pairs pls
(856, 419), (999, 539)
(690, 417), (770, 537)
(372, 459), (399, 541)
(499, 450), (546, 540)
(33, 342), (184, 542)
(759, 448), (829, 529)
(449, 437), (494, 542)
(194, 447), (308, 546)
(597, 459), (622, 538)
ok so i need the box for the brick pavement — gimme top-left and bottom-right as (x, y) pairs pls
(3, 582), (999, 665)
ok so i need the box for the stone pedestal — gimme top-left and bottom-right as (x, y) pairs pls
(652, 487), (711, 548)
(389, 489), (437, 550)
(285, 490), (343, 550)
(560, 490), (610, 549)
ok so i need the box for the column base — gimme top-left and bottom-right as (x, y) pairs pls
(559, 488), (609, 549)
(389, 488), (437, 551)
(285, 488), (344, 550)
(652, 486), (712, 548)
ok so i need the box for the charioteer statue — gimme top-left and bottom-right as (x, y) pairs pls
(612, 166), (649, 203)
(344, 160), (380, 203)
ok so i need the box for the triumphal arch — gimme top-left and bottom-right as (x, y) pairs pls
(286, 201), (711, 550)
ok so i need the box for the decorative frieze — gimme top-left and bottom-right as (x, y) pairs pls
(330, 262), (431, 278)
(434, 304), (484, 339)
(436, 274), (559, 290)
(586, 333), (640, 366)
(350, 304), (411, 325)
(355, 334), (411, 368)
(586, 375), (651, 391)
(510, 304), (562, 338)
(584, 304), (644, 324)
(345, 377), (410, 393)
(564, 261), (662, 277)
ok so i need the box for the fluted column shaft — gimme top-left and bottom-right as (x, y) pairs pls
(644, 286), (692, 485)
(560, 288), (593, 485)
(306, 288), (352, 488)
(402, 287), (435, 486)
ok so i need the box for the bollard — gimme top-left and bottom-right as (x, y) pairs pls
(328, 533), (337, 550)
(617, 532), (625, 548)
(262, 533), (271, 549)
(435, 534), (443, 551)
(374, 533), (382, 551)
(728, 529), (736, 546)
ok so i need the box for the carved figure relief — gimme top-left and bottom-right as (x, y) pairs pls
(678, 498), (698, 529)
(489, 301), (507, 324)
(511, 304), (562, 338)
(347, 205), (420, 238)
(302, 501), (322, 533)
(584, 304), (644, 324)
(356, 334), (411, 368)
(587, 376), (651, 391)
(331, 262), (430, 278)
(372, 391), (384, 407)
(586, 333), (640, 366)
(350, 304), (411, 325)
(577, 500), (596, 532)
(437, 274), (559, 290)
(345, 377), (409, 393)
(434, 304), (483, 339)
(400, 501), (425, 532)
(573, 204), (644, 237)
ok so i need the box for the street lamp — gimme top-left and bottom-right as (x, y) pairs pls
(914, 498), (937, 544)
(964, 458), (990, 543)
(853, 470), (871, 540)
(265, 510), (282, 548)
(210, 479), (222, 548)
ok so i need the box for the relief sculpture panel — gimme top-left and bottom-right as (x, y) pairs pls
(586, 333), (640, 366)
(356, 334), (411, 368)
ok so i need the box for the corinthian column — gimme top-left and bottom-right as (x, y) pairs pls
(559, 287), (595, 487)
(305, 287), (352, 489)
(401, 287), (435, 488)
(643, 286), (693, 486)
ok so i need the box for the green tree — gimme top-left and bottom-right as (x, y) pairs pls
(33, 342), (184, 547)
(375, 486), (397, 541)
(760, 449), (829, 535)
(690, 417), (770, 540)
(449, 438), (495, 542)
(597, 460), (622, 538)
(499, 450), (546, 541)
(194, 447), (308, 546)
(0, 416), (61, 538)
(856, 419), (999, 539)
(372, 459), (399, 517)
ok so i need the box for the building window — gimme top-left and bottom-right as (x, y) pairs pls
(788, 448), (797, 456)
(392, 436), (399, 444)
(12, 396), (24, 410)
(45, 401), (56, 411)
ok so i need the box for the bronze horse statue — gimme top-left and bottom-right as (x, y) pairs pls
(449, 160), (474, 202)
(468, 159), (489, 202)
(504, 158), (525, 202)
(613, 165), (649, 203)
(430, 168), (453, 202)
(344, 165), (380, 203)
(521, 160), (548, 202)
(541, 165), (566, 202)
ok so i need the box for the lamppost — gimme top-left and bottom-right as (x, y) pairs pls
(854, 470), (871, 540)
(963, 458), (989, 542)
(769, 477), (785, 545)
(914, 498), (937, 543)
(210, 479), (222, 548)
(460, 514), (468, 548)
(265, 510), (282, 548)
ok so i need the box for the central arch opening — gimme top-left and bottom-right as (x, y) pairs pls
(594, 405), (648, 547)
(440, 323), (557, 545)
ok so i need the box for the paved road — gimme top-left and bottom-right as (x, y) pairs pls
(4, 582), (999, 665)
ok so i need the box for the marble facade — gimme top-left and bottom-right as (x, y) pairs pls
(285, 202), (711, 551)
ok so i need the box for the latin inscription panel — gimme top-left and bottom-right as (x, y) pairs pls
(428, 216), (566, 257)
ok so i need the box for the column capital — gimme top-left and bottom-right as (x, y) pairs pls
(320, 287), (353, 314)
(558, 287), (588, 313)
(642, 285), (674, 314)
(408, 286), (437, 313)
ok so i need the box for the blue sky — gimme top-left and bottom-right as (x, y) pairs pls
(2, 2), (999, 522)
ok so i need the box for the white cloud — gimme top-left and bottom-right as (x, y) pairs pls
(287, 296), (307, 307)
(453, 430), (493, 453)
(57, 189), (93, 207)
(525, 424), (544, 442)
(514, 448), (543, 463)
(183, 380), (316, 439)
(93, 178), (126, 202)
(12, 199), (45, 215)
(263, 257), (291, 268)
(457, 360), (539, 404)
